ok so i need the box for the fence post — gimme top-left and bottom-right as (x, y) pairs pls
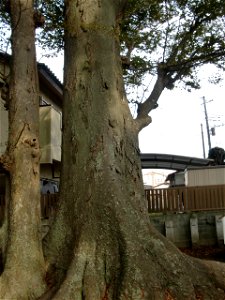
(165, 218), (175, 243)
(190, 214), (199, 246)
(215, 215), (224, 245)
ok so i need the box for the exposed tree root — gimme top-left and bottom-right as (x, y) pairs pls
(41, 221), (225, 300)
(0, 272), (46, 300)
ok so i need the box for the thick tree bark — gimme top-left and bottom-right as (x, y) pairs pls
(43, 1), (225, 300)
(0, 1), (224, 299)
(0, 1), (46, 298)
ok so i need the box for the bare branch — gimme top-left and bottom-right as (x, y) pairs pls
(134, 70), (168, 132)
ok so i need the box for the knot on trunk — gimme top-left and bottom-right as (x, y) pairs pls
(24, 138), (40, 161)
(0, 75), (10, 110)
(0, 154), (12, 173)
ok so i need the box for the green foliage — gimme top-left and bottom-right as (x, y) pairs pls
(0, 0), (64, 54)
(121, 0), (225, 90)
(36, 0), (64, 52)
(208, 147), (225, 165)
(0, 0), (224, 92)
(0, 1), (11, 52)
(120, 0), (164, 85)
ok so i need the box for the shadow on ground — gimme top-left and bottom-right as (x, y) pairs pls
(180, 245), (225, 262)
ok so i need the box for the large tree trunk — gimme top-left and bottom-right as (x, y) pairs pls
(0, 1), (46, 298)
(43, 1), (225, 299)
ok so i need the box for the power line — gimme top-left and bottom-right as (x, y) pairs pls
(201, 97), (225, 156)
(202, 96), (211, 151)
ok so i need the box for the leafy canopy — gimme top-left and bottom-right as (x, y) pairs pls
(0, 0), (225, 93)
(121, 0), (225, 90)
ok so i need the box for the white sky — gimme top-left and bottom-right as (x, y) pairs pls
(139, 77), (225, 158)
(38, 53), (225, 160)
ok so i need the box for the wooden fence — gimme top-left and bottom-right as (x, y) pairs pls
(145, 185), (225, 213)
(41, 194), (59, 219)
(0, 194), (59, 221)
(0, 185), (225, 220)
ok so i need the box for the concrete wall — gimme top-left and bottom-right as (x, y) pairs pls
(149, 211), (225, 248)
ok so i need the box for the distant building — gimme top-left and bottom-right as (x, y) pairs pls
(166, 165), (225, 187)
(166, 171), (185, 187)
(185, 165), (225, 187)
(143, 170), (170, 189)
(0, 52), (63, 194)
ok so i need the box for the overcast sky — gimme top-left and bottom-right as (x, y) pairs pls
(139, 77), (225, 159)
(38, 53), (225, 160)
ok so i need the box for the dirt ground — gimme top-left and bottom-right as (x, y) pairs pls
(180, 245), (225, 262)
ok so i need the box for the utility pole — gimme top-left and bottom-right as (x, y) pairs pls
(201, 123), (206, 158)
(202, 96), (211, 151)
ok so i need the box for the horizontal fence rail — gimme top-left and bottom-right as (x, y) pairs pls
(145, 185), (225, 213)
(0, 185), (225, 221)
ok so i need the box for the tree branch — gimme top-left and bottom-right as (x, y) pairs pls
(165, 13), (219, 71)
(134, 70), (168, 132)
(166, 49), (225, 74)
